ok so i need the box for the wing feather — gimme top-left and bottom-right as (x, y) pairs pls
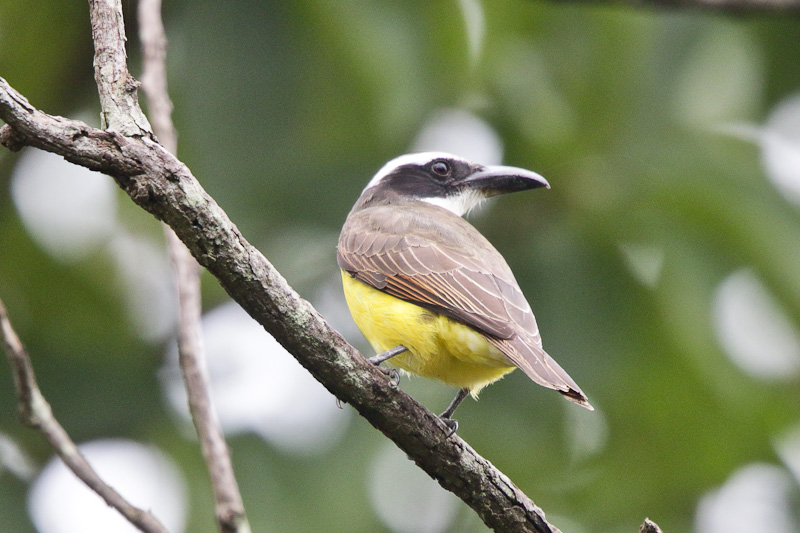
(338, 204), (533, 341)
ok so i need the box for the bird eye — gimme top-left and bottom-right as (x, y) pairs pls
(431, 161), (449, 176)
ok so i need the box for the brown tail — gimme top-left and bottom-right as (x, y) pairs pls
(487, 335), (594, 411)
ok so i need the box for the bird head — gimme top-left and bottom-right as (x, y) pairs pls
(357, 152), (550, 216)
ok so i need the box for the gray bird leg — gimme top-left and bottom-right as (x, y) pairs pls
(439, 387), (470, 434)
(368, 345), (408, 365)
(367, 345), (407, 385)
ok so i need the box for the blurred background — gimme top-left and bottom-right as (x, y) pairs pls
(2, 0), (800, 531)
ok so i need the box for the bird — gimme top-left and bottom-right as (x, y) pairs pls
(337, 152), (592, 429)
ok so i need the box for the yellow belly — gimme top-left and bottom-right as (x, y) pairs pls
(341, 271), (515, 394)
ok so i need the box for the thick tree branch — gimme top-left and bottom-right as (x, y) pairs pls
(137, 1), (250, 532)
(545, 0), (800, 14)
(0, 299), (170, 533)
(0, 73), (560, 532)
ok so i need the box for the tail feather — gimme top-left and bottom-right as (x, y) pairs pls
(487, 335), (593, 411)
(559, 388), (594, 411)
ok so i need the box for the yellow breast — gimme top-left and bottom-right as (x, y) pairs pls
(341, 271), (516, 394)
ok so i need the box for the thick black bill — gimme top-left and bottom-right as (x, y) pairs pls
(453, 165), (550, 197)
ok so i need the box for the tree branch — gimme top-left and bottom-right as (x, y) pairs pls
(0, 72), (560, 532)
(137, 1), (250, 532)
(640, 518), (663, 533)
(0, 299), (170, 533)
(138, 0), (175, 151)
(544, 0), (800, 14)
(89, 0), (152, 136)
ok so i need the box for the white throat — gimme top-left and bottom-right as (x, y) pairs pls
(421, 189), (485, 217)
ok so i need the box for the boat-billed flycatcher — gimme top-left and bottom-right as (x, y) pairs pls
(338, 152), (592, 428)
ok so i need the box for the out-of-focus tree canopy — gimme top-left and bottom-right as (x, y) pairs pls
(2, 1), (800, 532)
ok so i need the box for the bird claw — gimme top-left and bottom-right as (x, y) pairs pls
(380, 366), (400, 387)
(367, 346), (405, 386)
(440, 416), (458, 437)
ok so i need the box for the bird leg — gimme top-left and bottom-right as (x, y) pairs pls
(439, 387), (470, 434)
(367, 345), (407, 385)
(368, 345), (408, 365)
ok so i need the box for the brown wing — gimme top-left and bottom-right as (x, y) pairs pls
(338, 202), (592, 409)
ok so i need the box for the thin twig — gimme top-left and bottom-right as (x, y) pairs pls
(138, 0), (175, 151)
(137, 3), (250, 531)
(640, 518), (663, 533)
(0, 299), (170, 533)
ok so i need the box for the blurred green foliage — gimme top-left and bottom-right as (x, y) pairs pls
(2, 1), (800, 532)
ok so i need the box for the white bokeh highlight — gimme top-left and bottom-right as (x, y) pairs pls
(673, 26), (762, 128)
(718, 94), (800, 207)
(775, 423), (800, 489)
(11, 148), (118, 263)
(695, 463), (797, 533)
(0, 431), (36, 481)
(760, 94), (800, 206)
(618, 242), (665, 288)
(162, 301), (350, 455)
(107, 231), (177, 342)
(457, 0), (485, 67)
(411, 108), (503, 166)
(712, 269), (800, 380)
(28, 439), (187, 533)
(368, 442), (461, 533)
(565, 400), (609, 462)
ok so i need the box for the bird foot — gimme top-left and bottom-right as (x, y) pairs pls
(439, 416), (458, 437)
(367, 346), (405, 386)
(379, 366), (400, 387)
